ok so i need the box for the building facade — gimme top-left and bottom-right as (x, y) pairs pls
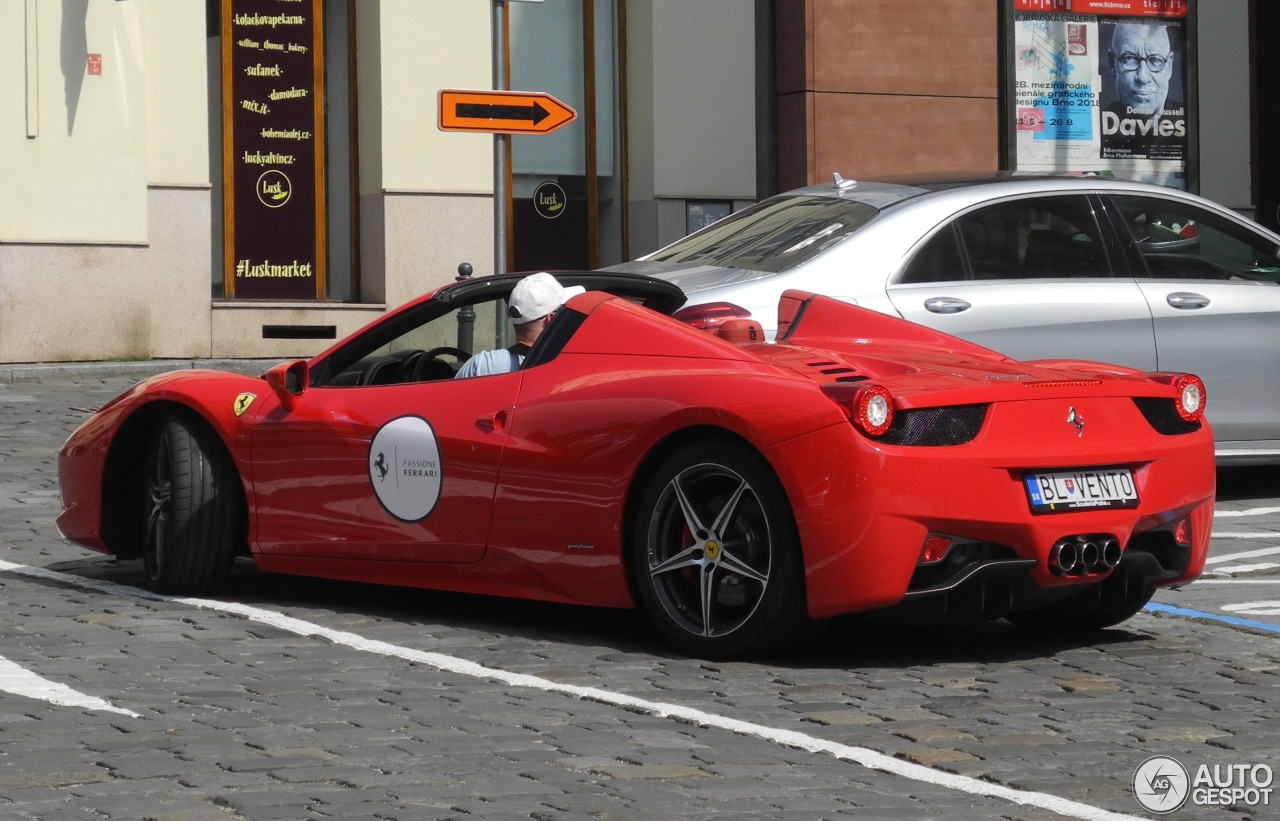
(0, 0), (1261, 363)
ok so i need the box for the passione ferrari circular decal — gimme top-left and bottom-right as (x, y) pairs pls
(368, 416), (443, 522)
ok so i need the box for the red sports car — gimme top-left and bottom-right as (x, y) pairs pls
(57, 272), (1215, 658)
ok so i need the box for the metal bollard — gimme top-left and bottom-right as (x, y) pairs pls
(455, 262), (475, 354)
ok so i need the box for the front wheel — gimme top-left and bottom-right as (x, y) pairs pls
(630, 441), (808, 659)
(142, 412), (243, 594)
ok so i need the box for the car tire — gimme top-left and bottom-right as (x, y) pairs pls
(142, 411), (242, 594)
(1006, 579), (1155, 632)
(631, 441), (808, 659)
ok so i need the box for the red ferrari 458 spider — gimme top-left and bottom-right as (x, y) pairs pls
(58, 272), (1214, 658)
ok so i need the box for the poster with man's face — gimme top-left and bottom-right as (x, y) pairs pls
(1099, 19), (1186, 161)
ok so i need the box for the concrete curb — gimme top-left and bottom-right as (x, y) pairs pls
(0, 359), (286, 383)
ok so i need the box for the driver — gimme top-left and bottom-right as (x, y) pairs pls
(454, 272), (584, 378)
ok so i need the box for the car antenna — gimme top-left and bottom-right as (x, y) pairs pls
(832, 172), (857, 192)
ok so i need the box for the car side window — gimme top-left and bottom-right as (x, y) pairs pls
(899, 224), (966, 283)
(644, 195), (880, 273)
(319, 301), (500, 387)
(1107, 195), (1280, 283)
(901, 195), (1110, 284)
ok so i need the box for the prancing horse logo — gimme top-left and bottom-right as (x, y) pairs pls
(1067, 406), (1085, 437)
(233, 392), (256, 417)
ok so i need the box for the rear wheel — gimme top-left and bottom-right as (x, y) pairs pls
(142, 412), (242, 594)
(631, 441), (807, 658)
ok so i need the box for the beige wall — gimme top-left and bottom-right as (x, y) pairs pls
(352, 0), (496, 322)
(0, 0), (148, 243)
(0, 187), (207, 363)
(0, 0), (499, 363)
(145, 2), (211, 187)
(380, 193), (494, 309)
(373, 0), (492, 195)
(0, 1), (211, 363)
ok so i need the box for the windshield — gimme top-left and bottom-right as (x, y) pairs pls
(644, 195), (881, 273)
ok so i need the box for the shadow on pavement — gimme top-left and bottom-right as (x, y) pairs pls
(46, 553), (1153, 669)
(1216, 466), (1280, 502)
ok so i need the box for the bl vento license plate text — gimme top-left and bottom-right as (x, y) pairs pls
(1025, 468), (1138, 513)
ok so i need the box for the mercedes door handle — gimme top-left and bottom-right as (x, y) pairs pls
(1166, 292), (1210, 310)
(923, 297), (971, 314)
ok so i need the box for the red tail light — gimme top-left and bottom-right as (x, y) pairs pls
(853, 385), (895, 437)
(920, 534), (952, 564)
(1172, 374), (1206, 423)
(1172, 517), (1191, 547)
(673, 302), (752, 331)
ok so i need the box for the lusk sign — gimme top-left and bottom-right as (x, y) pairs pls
(222, 0), (326, 299)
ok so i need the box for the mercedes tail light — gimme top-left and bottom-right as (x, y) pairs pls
(672, 302), (753, 331)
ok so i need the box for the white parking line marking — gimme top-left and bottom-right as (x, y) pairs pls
(0, 655), (140, 717)
(0, 559), (1144, 821)
(1184, 579), (1280, 584)
(1215, 507), (1280, 518)
(1204, 563), (1280, 576)
(1204, 546), (1280, 565)
(1222, 601), (1280, 616)
(1209, 532), (1280, 539)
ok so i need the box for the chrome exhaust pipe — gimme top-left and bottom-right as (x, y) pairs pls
(1101, 538), (1122, 569)
(1051, 540), (1079, 575)
(1079, 540), (1100, 572)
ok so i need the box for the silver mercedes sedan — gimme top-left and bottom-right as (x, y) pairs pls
(608, 173), (1280, 464)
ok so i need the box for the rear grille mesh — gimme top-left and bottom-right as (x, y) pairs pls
(880, 405), (989, 446)
(1133, 397), (1201, 435)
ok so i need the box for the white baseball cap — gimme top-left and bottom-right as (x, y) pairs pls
(507, 272), (585, 324)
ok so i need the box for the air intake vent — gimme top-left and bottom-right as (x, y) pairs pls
(879, 405), (989, 446)
(262, 325), (337, 340)
(807, 360), (863, 380)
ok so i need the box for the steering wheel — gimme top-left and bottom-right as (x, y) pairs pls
(408, 346), (472, 382)
(422, 346), (470, 362)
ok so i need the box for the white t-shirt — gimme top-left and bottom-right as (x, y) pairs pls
(454, 347), (525, 378)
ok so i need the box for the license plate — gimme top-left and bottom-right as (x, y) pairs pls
(1024, 468), (1138, 513)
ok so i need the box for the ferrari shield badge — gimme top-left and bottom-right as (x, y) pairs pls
(233, 393), (256, 417)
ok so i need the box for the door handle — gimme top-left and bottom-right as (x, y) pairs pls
(1166, 292), (1210, 310)
(923, 296), (971, 314)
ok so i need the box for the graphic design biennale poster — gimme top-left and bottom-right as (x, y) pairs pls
(1012, 8), (1187, 186)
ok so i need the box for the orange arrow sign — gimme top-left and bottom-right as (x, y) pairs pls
(438, 89), (577, 135)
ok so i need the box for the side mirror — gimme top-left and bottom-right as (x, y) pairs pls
(265, 360), (308, 407)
